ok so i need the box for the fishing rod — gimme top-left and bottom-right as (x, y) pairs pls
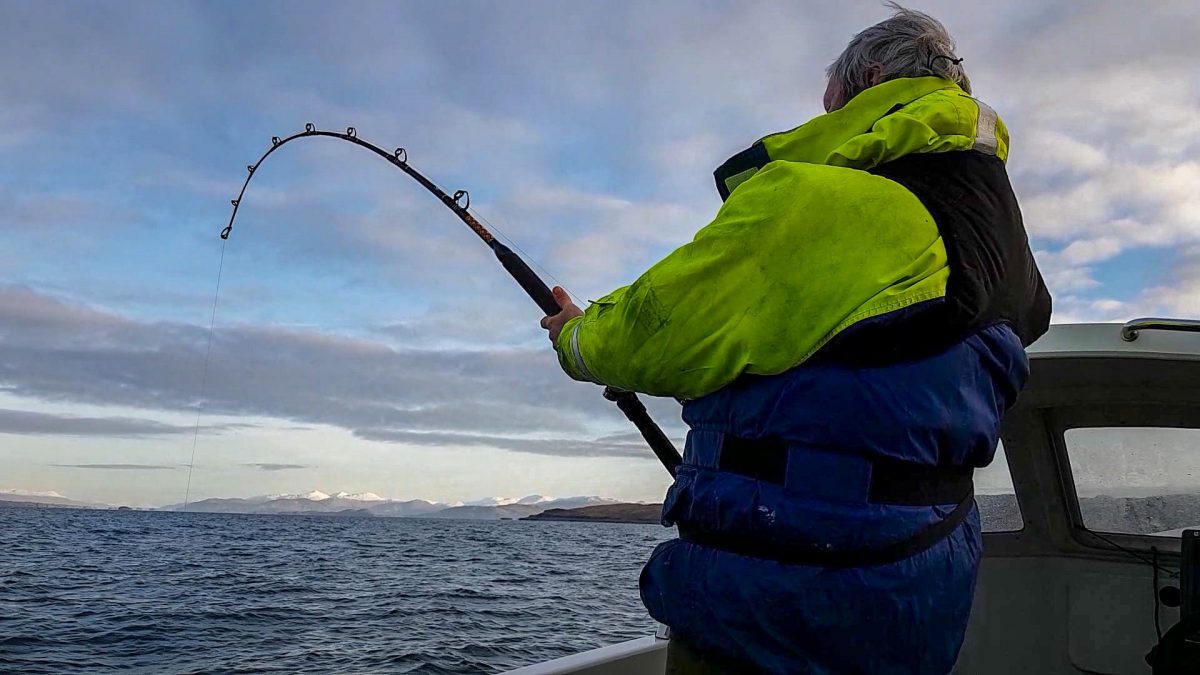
(220, 123), (682, 477)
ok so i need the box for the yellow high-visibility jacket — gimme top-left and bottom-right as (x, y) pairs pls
(555, 77), (1047, 399)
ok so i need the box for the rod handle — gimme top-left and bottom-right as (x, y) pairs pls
(490, 240), (684, 476)
(491, 241), (561, 316)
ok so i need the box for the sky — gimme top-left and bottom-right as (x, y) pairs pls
(2, 0), (1199, 507)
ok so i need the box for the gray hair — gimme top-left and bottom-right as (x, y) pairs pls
(826, 3), (971, 101)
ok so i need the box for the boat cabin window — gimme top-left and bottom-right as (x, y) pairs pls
(978, 441), (1023, 532)
(1065, 427), (1200, 538)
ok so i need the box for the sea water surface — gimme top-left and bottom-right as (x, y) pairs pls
(0, 507), (673, 673)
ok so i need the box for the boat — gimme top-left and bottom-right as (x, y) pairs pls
(506, 319), (1200, 674)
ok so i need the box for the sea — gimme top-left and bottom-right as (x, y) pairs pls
(0, 507), (674, 674)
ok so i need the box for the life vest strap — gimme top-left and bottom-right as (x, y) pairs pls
(717, 435), (975, 506)
(676, 434), (977, 568)
(678, 491), (974, 569)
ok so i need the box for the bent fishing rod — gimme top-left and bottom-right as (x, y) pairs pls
(221, 123), (682, 477)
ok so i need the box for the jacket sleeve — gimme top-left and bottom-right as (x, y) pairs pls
(554, 161), (950, 400)
(553, 162), (812, 399)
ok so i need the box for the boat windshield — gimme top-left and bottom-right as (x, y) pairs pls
(1065, 426), (1200, 537)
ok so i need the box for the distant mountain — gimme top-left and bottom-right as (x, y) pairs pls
(537, 496), (617, 510)
(425, 497), (618, 520)
(18, 485), (1191, 534)
(175, 495), (415, 516)
(428, 504), (545, 520)
(159, 492), (618, 520)
(3, 486), (610, 518)
(255, 490), (333, 502)
(249, 490), (385, 503)
(332, 491), (386, 502)
(457, 495), (554, 507)
(359, 499), (445, 518)
(0, 499), (89, 510)
(0, 489), (110, 509)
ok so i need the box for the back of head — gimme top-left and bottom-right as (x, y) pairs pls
(827, 3), (971, 103)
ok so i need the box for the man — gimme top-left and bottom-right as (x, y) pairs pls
(540, 6), (1050, 674)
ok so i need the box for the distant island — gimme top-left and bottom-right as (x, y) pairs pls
(522, 499), (1021, 527)
(524, 503), (662, 524)
(523, 498), (1020, 527)
(526, 494), (1200, 535)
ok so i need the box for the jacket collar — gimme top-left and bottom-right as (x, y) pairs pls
(714, 77), (1007, 200)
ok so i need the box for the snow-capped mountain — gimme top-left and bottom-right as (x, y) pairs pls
(426, 496), (618, 520)
(462, 496), (517, 507)
(248, 490), (385, 503)
(0, 489), (112, 508)
(331, 491), (385, 501)
(253, 489), (332, 502)
(164, 490), (619, 519)
(461, 495), (553, 507)
(3, 488), (68, 499)
(3, 486), (622, 521)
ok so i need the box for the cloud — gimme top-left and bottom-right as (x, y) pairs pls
(1033, 242), (1121, 298)
(1139, 250), (1200, 317)
(1058, 237), (1124, 267)
(350, 428), (685, 459)
(0, 407), (210, 438)
(1050, 296), (1135, 325)
(6, 0), (1200, 505)
(6, 1), (1196, 317)
(372, 302), (535, 349)
(1020, 160), (1200, 247)
(1019, 130), (1109, 177)
(52, 464), (176, 470)
(243, 463), (312, 471)
(1041, 266), (1101, 295)
(0, 286), (686, 458)
(0, 186), (141, 235)
(524, 189), (711, 297)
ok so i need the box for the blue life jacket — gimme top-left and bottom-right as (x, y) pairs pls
(640, 322), (1029, 674)
(636, 89), (1048, 672)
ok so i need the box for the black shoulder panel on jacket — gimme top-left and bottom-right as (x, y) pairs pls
(869, 150), (1052, 347)
(713, 142), (769, 201)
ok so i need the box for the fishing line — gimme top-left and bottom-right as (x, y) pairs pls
(215, 124), (681, 476)
(468, 207), (577, 303)
(182, 239), (228, 511)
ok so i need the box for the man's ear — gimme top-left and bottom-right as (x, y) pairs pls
(866, 62), (885, 87)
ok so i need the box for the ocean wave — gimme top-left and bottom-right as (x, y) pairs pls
(0, 508), (670, 673)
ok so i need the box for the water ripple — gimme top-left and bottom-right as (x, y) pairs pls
(0, 508), (671, 673)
